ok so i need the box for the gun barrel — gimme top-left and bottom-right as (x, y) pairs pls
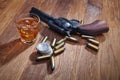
(29, 7), (54, 23)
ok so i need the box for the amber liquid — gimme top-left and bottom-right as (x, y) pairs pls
(17, 17), (39, 43)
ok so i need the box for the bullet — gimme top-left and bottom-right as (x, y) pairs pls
(36, 55), (51, 61)
(41, 36), (48, 43)
(81, 35), (95, 39)
(55, 42), (65, 50)
(50, 56), (55, 71)
(88, 39), (99, 46)
(54, 47), (65, 54)
(66, 36), (78, 42)
(51, 38), (57, 47)
(56, 38), (66, 45)
(86, 43), (99, 51)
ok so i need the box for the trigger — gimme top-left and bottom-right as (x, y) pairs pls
(66, 31), (71, 37)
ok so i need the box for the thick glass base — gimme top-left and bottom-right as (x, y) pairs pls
(20, 38), (36, 44)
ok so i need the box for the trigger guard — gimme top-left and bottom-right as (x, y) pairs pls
(70, 19), (80, 29)
(70, 19), (80, 23)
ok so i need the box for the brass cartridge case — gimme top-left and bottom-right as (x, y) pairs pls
(51, 38), (57, 47)
(87, 43), (99, 51)
(54, 47), (65, 54)
(42, 36), (48, 43)
(36, 55), (51, 61)
(55, 42), (65, 50)
(56, 38), (66, 45)
(66, 36), (78, 42)
(50, 56), (55, 71)
(81, 35), (95, 39)
(88, 39), (99, 46)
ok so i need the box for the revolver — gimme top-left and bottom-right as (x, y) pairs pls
(29, 7), (109, 37)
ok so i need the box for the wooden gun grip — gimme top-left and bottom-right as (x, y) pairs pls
(77, 20), (109, 35)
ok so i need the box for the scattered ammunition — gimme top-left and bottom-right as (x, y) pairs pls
(55, 42), (65, 50)
(50, 56), (55, 71)
(66, 36), (78, 42)
(56, 38), (66, 45)
(41, 36), (48, 43)
(51, 38), (57, 47)
(54, 47), (65, 54)
(81, 35), (95, 39)
(36, 55), (51, 61)
(86, 43), (99, 51)
(36, 36), (66, 71)
(87, 39), (99, 46)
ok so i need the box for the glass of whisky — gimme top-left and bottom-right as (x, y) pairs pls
(16, 13), (40, 44)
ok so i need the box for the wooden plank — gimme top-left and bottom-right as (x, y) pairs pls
(0, 0), (120, 80)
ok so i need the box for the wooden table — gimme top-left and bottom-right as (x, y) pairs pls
(0, 0), (120, 80)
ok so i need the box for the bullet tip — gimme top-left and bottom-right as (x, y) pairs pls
(51, 66), (55, 71)
(35, 57), (40, 62)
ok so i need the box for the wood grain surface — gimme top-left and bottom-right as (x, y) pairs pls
(0, 0), (120, 80)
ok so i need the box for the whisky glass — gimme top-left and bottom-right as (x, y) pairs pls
(16, 13), (40, 44)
